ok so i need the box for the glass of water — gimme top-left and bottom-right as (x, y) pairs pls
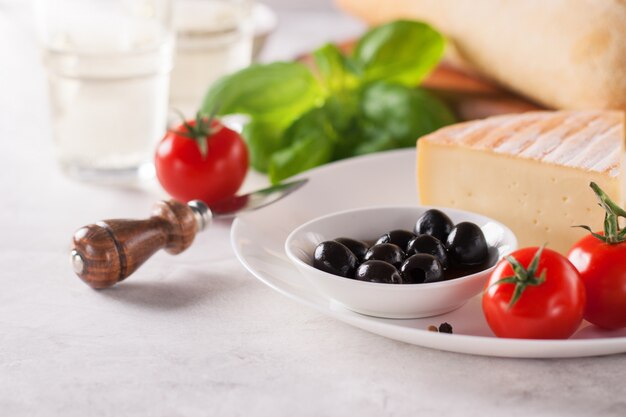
(169, 0), (253, 117)
(35, 0), (174, 182)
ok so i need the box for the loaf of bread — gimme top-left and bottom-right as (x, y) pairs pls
(335, 0), (626, 112)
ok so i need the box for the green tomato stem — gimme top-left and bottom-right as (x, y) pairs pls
(576, 182), (626, 244)
(490, 245), (547, 309)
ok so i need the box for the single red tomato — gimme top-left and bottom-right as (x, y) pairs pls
(155, 115), (248, 205)
(567, 182), (626, 330)
(482, 246), (585, 339)
(568, 235), (626, 329)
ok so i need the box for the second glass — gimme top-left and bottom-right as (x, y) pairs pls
(170, 0), (253, 116)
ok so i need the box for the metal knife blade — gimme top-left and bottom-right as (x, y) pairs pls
(209, 178), (308, 218)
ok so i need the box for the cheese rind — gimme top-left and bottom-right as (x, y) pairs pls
(417, 110), (625, 253)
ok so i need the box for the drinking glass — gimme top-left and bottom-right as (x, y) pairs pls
(169, 0), (253, 117)
(35, 0), (174, 182)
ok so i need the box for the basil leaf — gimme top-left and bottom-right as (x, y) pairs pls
(202, 62), (324, 173)
(269, 136), (333, 183)
(323, 95), (362, 160)
(313, 43), (360, 93)
(240, 119), (285, 173)
(352, 133), (397, 156)
(359, 81), (456, 148)
(202, 62), (323, 125)
(280, 107), (337, 147)
(268, 105), (342, 182)
(353, 20), (445, 86)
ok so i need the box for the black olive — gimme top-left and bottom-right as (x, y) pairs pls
(334, 237), (369, 261)
(399, 254), (444, 284)
(414, 209), (454, 242)
(313, 241), (358, 277)
(363, 243), (405, 268)
(445, 222), (489, 265)
(375, 229), (415, 250)
(406, 234), (449, 269)
(355, 260), (402, 284)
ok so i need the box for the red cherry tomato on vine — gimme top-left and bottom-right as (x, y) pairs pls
(482, 246), (585, 339)
(568, 235), (626, 329)
(567, 182), (626, 329)
(155, 115), (248, 205)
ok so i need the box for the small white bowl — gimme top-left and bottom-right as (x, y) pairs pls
(285, 206), (517, 319)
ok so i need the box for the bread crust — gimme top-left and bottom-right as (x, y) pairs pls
(335, 0), (626, 111)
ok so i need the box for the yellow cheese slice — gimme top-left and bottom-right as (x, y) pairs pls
(417, 110), (625, 253)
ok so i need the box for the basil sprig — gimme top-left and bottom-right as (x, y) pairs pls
(202, 20), (455, 183)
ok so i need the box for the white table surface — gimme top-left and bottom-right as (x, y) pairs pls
(1, 1), (625, 416)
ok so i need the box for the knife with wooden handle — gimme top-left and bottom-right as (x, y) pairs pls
(70, 179), (307, 289)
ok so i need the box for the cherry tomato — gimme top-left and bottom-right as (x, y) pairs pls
(155, 116), (248, 205)
(566, 182), (626, 329)
(568, 234), (626, 329)
(482, 247), (585, 339)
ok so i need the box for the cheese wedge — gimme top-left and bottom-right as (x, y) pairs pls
(417, 110), (625, 253)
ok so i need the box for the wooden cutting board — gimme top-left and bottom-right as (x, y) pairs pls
(421, 62), (544, 121)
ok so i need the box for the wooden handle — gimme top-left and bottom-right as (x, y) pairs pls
(71, 200), (208, 289)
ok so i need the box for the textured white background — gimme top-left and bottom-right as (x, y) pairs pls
(1, 0), (625, 415)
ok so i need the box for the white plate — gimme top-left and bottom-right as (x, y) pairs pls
(231, 149), (626, 358)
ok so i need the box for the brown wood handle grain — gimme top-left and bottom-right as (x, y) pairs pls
(71, 200), (199, 289)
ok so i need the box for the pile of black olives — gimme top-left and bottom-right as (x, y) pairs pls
(312, 209), (490, 284)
